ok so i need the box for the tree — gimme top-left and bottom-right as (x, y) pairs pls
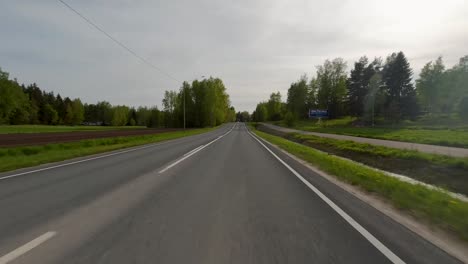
(111, 105), (129, 126)
(55, 94), (66, 124)
(150, 107), (163, 127)
(42, 104), (59, 125)
(70, 99), (84, 125)
(416, 57), (445, 113)
(97, 101), (113, 125)
(382, 52), (419, 121)
(347, 57), (381, 117)
(316, 58), (348, 119)
(0, 68), (30, 124)
(266, 92), (283, 121)
(227, 106), (236, 122)
(236, 111), (250, 122)
(363, 73), (385, 125)
(64, 98), (74, 125)
(162, 90), (178, 127)
(439, 55), (468, 113)
(287, 75), (309, 119)
(254, 102), (268, 122)
(284, 111), (296, 127)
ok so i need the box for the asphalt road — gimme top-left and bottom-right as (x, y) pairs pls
(0, 123), (462, 264)
(260, 123), (468, 157)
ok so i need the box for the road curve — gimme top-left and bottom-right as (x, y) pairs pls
(0, 123), (461, 264)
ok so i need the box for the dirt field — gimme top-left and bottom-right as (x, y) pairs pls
(0, 128), (182, 147)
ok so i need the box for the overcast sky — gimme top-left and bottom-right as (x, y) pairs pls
(1, 0), (467, 112)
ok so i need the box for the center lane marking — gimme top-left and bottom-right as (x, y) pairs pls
(158, 123), (236, 174)
(0, 231), (56, 264)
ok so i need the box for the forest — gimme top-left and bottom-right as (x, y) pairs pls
(252, 52), (468, 125)
(0, 69), (235, 128)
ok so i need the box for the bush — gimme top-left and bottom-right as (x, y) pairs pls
(284, 112), (296, 127)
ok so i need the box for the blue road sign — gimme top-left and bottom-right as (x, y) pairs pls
(309, 109), (328, 118)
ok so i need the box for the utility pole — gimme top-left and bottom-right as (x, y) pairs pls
(183, 86), (186, 131)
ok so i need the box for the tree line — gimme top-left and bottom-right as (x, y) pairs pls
(0, 67), (235, 127)
(252, 52), (468, 125)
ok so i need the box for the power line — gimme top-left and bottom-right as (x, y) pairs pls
(58, 0), (180, 83)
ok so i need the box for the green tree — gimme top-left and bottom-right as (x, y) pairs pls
(43, 104), (59, 125)
(236, 111), (250, 122)
(254, 102), (268, 122)
(0, 68), (30, 124)
(316, 58), (348, 119)
(287, 75), (309, 119)
(416, 57), (445, 113)
(382, 52), (419, 121)
(347, 57), (381, 117)
(111, 105), (129, 126)
(163, 90), (178, 127)
(148, 107), (163, 128)
(363, 73), (385, 125)
(284, 111), (296, 127)
(266, 92), (283, 121)
(70, 99), (84, 125)
(439, 55), (468, 113)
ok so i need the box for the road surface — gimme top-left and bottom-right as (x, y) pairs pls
(260, 123), (468, 158)
(0, 123), (461, 263)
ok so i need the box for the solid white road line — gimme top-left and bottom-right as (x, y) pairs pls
(0, 231), (56, 264)
(183, 145), (204, 157)
(0, 126), (230, 181)
(246, 127), (405, 264)
(0, 140), (175, 181)
(158, 123), (236, 174)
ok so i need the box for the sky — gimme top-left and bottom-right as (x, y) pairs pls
(1, 0), (467, 112)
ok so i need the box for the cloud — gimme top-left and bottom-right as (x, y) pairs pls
(1, 0), (467, 111)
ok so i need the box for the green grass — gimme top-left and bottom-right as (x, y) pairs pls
(0, 125), (147, 134)
(287, 133), (468, 195)
(0, 128), (215, 172)
(252, 127), (468, 241)
(275, 117), (468, 148)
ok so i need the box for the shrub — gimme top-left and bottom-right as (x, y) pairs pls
(284, 112), (296, 127)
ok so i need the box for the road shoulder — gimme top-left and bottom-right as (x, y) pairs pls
(250, 127), (468, 263)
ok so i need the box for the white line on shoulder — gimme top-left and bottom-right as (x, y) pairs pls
(246, 128), (405, 264)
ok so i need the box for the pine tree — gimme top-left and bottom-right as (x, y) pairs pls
(382, 52), (419, 121)
(347, 57), (382, 117)
(347, 57), (368, 116)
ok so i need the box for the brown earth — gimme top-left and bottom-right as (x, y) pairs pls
(0, 128), (182, 147)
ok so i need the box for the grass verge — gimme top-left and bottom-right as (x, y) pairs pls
(0, 128), (214, 173)
(287, 133), (468, 196)
(275, 118), (468, 148)
(251, 127), (468, 241)
(0, 125), (147, 134)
